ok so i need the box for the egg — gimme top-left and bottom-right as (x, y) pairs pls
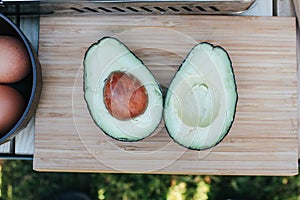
(0, 85), (25, 134)
(0, 36), (31, 83)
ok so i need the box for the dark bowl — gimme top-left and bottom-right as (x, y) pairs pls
(0, 13), (42, 145)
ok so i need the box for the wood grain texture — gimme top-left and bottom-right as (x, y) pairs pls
(34, 15), (298, 175)
(241, 0), (272, 16)
(15, 118), (34, 154)
(292, 0), (300, 160)
(275, 0), (300, 160)
(14, 16), (40, 155)
(0, 142), (10, 153)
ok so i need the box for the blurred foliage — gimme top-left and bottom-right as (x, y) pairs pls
(90, 173), (170, 200)
(0, 160), (299, 200)
(208, 175), (300, 200)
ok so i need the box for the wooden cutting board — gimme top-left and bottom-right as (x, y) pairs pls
(33, 15), (298, 175)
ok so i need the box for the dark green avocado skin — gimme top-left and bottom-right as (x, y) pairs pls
(164, 42), (238, 151)
(83, 36), (163, 142)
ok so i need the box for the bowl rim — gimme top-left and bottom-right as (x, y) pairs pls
(0, 13), (38, 144)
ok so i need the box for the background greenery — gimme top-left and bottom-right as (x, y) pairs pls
(0, 160), (299, 200)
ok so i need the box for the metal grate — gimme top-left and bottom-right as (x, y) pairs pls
(68, 5), (222, 14)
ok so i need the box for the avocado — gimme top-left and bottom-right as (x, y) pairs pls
(84, 37), (163, 142)
(164, 42), (237, 150)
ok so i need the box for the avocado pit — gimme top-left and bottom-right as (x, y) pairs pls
(104, 71), (148, 120)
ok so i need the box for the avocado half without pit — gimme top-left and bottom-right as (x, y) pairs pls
(164, 42), (238, 150)
(84, 37), (163, 142)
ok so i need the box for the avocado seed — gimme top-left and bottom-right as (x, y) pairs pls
(104, 71), (148, 120)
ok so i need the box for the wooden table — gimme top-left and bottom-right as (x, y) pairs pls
(1, 0), (273, 159)
(1, 0), (300, 176)
(0, 16), (39, 159)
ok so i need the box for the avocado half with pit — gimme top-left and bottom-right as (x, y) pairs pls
(164, 42), (237, 150)
(84, 37), (163, 142)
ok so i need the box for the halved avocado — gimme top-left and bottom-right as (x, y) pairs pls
(164, 42), (237, 150)
(84, 37), (163, 142)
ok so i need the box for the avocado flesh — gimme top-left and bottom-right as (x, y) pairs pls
(84, 37), (163, 142)
(164, 42), (237, 150)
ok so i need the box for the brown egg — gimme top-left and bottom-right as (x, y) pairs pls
(0, 36), (31, 83)
(0, 85), (25, 134)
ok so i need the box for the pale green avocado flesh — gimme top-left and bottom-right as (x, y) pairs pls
(84, 37), (163, 142)
(164, 42), (237, 150)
